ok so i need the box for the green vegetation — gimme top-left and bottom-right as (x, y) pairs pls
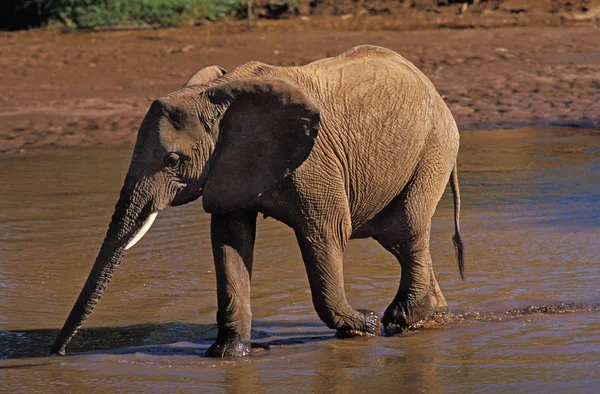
(49, 0), (244, 28)
(1, 0), (303, 30)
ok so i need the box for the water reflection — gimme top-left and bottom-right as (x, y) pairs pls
(0, 127), (599, 391)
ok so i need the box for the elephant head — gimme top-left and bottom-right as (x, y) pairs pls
(51, 66), (320, 355)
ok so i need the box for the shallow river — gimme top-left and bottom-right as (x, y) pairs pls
(1, 128), (599, 392)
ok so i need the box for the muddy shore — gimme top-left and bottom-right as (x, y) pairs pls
(1, 19), (599, 153)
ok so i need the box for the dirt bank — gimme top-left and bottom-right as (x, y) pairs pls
(1, 20), (599, 152)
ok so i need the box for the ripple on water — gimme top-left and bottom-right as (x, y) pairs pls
(0, 128), (599, 392)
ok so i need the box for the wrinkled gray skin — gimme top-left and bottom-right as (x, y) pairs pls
(51, 45), (464, 357)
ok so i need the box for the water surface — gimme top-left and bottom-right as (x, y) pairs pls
(1, 127), (599, 392)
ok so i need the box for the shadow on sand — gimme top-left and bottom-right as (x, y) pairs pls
(2, 302), (598, 361)
(0, 321), (332, 361)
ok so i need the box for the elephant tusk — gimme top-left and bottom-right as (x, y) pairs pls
(125, 212), (158, 251)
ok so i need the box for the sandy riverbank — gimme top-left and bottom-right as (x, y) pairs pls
(1, 20), (599, 152)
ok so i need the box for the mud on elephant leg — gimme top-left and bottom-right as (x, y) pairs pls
(296, 232), (381, 338)
(206, 210), (258, 357)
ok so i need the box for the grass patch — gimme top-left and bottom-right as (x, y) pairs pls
(48, 0), (244, 29)
(2, 0), (303, 30)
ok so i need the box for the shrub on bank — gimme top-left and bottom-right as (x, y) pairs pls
(0, 0), (301, 30)
(50, 0), (246, 28)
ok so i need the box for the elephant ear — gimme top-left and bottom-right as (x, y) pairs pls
(183, 65), (227, 87)
(202, 78), (320, 214)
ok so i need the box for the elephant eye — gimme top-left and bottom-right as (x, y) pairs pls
(164, 152), (180, 168)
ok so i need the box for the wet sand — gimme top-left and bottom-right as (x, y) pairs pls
(1, 23), (600, 153)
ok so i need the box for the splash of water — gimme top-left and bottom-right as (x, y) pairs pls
(405, 302), (600, 331)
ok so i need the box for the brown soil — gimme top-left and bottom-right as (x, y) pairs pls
(1, 6), (600, 153)
(288, 0), (600, 28)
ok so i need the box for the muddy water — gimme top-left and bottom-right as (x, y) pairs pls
(1, 127), (599, 392)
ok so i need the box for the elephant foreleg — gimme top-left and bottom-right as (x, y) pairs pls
(206, 209), (258, 357)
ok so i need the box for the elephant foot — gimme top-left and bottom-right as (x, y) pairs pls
(335, 309), (381, 338)
(205, 336), (251, 357)
(382, 289), (448, 336)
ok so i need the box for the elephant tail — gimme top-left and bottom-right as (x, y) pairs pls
(450, 163), (465, 280)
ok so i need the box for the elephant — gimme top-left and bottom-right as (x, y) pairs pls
(51, 45), (464, 357)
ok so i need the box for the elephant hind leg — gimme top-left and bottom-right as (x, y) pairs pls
(372, 154), (452, 335)
(374, 230), (448, 336)
(295, 229), (380, 338)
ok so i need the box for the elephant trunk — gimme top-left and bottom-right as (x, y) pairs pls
(51, 180), (155, 356)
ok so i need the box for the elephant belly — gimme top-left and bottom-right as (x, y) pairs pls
(347, 171), (415, 240)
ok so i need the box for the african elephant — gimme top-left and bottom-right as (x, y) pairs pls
(51, 45), (464, 357)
